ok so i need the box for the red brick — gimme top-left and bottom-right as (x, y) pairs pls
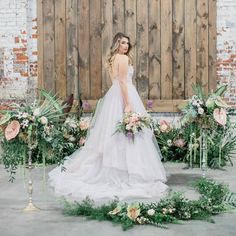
(15, 37), (20, 43)
(15, 54), (28, 61)
(13, 48), (27, 52)
(20, 72), (29, 77)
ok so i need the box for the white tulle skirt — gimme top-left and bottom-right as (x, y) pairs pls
(49, 79), (168, 203)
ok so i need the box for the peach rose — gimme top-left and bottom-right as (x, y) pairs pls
(129, 116), (139, 123)
(159, 120), (172, 133)
(127, 204), (140, 221)
(5, 120), (21, 141)
(79, 120), (90, 130)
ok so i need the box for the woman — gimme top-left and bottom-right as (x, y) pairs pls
(49, 32), (168, 203)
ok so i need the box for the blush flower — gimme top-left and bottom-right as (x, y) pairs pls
(79, 120), (90, 130)
(173, 138), (186, 148)
(79, 136), (86, 146)
(129, 116), (139, 123)
(213, 108), (227, 126)
(5, 120), (21, 140)
(159, 120), (172, 133)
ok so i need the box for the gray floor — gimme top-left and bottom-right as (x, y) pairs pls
(0, 160), (236, 236)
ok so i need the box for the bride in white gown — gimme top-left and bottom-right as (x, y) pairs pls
(49, 32), (168, 203)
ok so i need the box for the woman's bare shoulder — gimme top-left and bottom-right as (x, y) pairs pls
(115, 54), (129, 64)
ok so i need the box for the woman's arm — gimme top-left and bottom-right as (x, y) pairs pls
(117, 55), (132, 112)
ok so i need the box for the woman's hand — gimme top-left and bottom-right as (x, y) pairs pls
(124, 104), (132, 113)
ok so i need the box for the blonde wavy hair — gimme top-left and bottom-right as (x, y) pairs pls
(106, 32), (133, 73)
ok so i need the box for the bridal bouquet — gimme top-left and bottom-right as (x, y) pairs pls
(115, 112), (153, 141)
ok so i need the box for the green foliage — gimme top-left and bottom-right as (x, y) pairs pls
(62, 178), (235, 230)
(1, 137), (27, 182)
(155, 121), (236, 169)
(154, 84), (236, 169)
(0, 90), (90, 181)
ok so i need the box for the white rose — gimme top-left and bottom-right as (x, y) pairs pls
(167, 139), (172, 146)
(40, 116), (48, 125)
(198, 107), (204, 115)
(192, 100), (198, 106)
(126, 124), (131, 130)
(69, 136), (76, 142)
(33, 108), (41, 116)
(147, 209), (155, 216)
(22, 112), (29, 118)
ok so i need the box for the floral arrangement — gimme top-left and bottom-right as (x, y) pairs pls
(115, 112), (153, 141)
(153, 85), (236, 169)
(181, 85), (229, 127)
(154, 118), (236, 168)
(62, 116), (90, 148)
(0, 90), (90, 181)
(63, 178), (236, 230)
(154, 119), (188, 162)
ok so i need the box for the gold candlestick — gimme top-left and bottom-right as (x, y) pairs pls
(201, 127), (208, 178)
(23, 148), (40, 212)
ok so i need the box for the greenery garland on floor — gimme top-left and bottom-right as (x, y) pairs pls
(62, 178), (236, 230)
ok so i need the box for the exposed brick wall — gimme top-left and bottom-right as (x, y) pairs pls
(217, 0), (236, 108)
(0, 0), (236, 110)
(0, 0), (37, 106)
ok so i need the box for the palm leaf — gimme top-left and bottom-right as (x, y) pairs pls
(0, 112), (11, 125)
(214, 85), (228, 96)
(224, 192), (236, 207)
(192, 84), (206, 101)
(39, 89), (64, 114)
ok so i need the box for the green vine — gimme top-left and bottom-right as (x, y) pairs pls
(62, 178), (236, 231)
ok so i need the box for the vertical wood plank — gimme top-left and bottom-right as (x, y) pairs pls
(66, 0), (78, 98)
(197, 0), (209, 94)
(136, 0), (149, 99)
(43, 0), (55, 92)
(37, 0), (217, 112)
(185, 0), (197, 98)
(161, 0), (172, 99)
(113, 0), (125, 34)
(55, 0), (66, 97)
(37, 0), (44, 90)
(172, 0), (185, 99)
(101, 0), (113, 96)
(208, 0), (217, 91)
(149, 0), (161, 99)
(78, 0), (90, 99)
(125, 0), (137, 87)
(90, 0), (102, 99)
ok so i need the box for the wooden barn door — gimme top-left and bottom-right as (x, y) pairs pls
(37, 0), (217, 112)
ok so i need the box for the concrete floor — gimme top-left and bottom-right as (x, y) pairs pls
(0, 160), (236, 236)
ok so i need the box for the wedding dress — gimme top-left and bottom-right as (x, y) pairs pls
(49, 65), (168, 203)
